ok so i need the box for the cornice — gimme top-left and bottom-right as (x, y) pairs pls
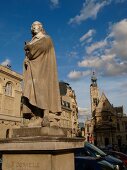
(0, 65), (23, 81)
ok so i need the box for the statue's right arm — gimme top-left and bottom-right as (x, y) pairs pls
(28, 37), (53, 60)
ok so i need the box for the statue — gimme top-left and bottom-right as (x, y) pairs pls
(22, 21), (61, 127)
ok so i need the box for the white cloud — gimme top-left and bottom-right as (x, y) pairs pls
(80, 29), (96, 42)
(78, 107), (91, 123)
(50, 0), (59, 8)
(106, 62), (127, 76)
(68, 79), (92, 122)
(67, 18), (127, 119)
(86, 40), (108, 54)
(68, 0), (111, 24)
(68, 0), (126, 24)
(86, 37), (93, 43)
(110, 19), (127, 61)
(78, 54), (115, 68)
(68, 70), (91, 80)
(1, 59), (11, 67)
(78, 53), (127, 76)
(81, 37), (93, 46)
(68, 51), (78, 58)
(78, 107), (90, 115)
(77, 18), (127, 77)
(68, 71), (82, 80)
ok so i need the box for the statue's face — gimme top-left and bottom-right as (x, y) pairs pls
(31, 24), (41, 35)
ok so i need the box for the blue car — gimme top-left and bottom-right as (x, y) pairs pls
(75, 156), (116, 170)
(75, 142), (127, 170)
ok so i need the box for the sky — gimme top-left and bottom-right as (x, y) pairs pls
(0, 0), (127, 122)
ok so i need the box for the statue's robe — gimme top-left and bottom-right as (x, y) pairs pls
(22, 35), (61, 115)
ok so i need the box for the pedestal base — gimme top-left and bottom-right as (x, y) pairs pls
(0, 133), (85, 170)
(2, 153), (74, 170)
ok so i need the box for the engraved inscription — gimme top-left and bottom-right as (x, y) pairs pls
(6, 161), (40, 170)
(16, 161), (39, 168)
(3, 154), (51, 170)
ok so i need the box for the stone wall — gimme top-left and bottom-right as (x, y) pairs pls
(0, 65), (23, 138)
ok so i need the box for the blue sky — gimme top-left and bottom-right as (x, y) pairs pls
(0, 0), (127, 122)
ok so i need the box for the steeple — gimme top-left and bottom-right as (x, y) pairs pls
(90, 72), (100, 116)
(91, 71), (97, 87)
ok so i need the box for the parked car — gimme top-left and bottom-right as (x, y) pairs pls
(104, 150), (127, 166)
(74, 142), (127, 170)
(75, 156), (116, 170)
(0, 158), (2, 170)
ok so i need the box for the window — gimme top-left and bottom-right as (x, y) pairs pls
(102, 116), (108, 121)
(87, 125), (89, 133)
(125, 124), (127, 130)
(66, 102), (70, 108)
(101, 112), (108, 121)
(5, 82), (13, 96)
(117, 123), (120, 131)
(93, 98), (98, 106)
(87, 136), (89, 142)
(6, 129), (10, 138)
(62, 100), (70, 108)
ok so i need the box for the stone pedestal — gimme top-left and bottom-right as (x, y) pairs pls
(0, 127), (85, 170)
(2, 153), (74, 170)
(12, 126), (67, 138)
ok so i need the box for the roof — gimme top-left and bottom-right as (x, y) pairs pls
(96, 92), (115, 114)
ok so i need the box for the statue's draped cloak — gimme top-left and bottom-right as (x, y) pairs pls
(23, 36), (61, 113)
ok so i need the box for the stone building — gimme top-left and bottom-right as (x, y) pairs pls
(84, 119), (94, 143)
(59, 81), (79, 136)
(85, 72), (127, 147)
(0, 65), (23, 138)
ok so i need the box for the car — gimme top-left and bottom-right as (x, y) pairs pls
(75, 156), (116, 170)
(0, 158), (2, 170)
(74, 142), (127, 170)
(104, 150), (127, 166)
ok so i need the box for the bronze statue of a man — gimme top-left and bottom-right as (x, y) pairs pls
(22, 21), (61, 127)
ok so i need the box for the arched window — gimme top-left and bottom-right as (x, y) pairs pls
(5, 82), (13, 96)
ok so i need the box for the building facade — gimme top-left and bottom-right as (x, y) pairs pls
(85, 73), (127, 148)
(0, 65), (23, 138)
(59, 81), (79, 136)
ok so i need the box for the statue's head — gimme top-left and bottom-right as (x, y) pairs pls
(31, 21), (45, 36)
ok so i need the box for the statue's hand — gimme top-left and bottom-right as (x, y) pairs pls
(24, 58), (29, 69)
(24, 44), (30, 54)
(24, 45), (33, 59)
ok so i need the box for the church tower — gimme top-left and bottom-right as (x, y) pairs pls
(90, 72), (100, 117)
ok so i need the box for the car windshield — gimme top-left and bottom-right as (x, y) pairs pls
(85, 142), (107, 157)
